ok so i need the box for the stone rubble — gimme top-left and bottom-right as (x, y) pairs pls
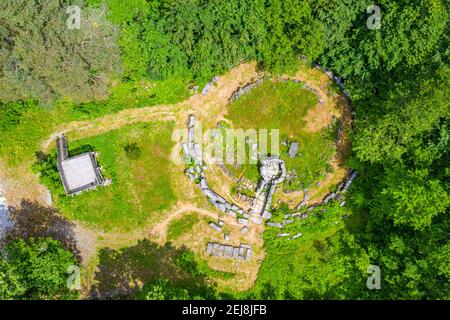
(209, 222), (223, 233)
(201, 76), (220, 96)
(312, 63), (354, 114)
(183, 115), (255, 225)
(265, 170), (359, 240)
(229, 78), (265, 101)
(206, 242), (253, 261)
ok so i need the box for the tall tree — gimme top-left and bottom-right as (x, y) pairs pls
(0, 238), (80, 300)
(0, 0), (121, 103)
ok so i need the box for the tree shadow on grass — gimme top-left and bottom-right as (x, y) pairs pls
(69, 144), (96, 158)
(5, 200), (80, 259)
(90, 239), (218, 300)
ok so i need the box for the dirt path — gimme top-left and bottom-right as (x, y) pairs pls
(41, 63), (258, 153)
(149, 202), (246, 244)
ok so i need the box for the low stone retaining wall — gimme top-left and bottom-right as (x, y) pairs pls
(206, 242), (253, 261)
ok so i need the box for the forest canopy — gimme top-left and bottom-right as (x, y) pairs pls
(0, 0), (121, 103)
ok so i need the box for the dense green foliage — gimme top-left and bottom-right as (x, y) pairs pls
(100, 0), (323, 84)
(0, 238), (79, 300)
(0, 0), (121, 103)
(246, 0), (450, 299)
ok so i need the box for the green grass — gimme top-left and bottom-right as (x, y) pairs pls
(240, 203), (351, 299)
(227, 80), (317, 136)
(0, 78), (189, 167)
(225, 80), (335, 188)
(37, 121), (178, 232)
(174, 251), (235, 281)
(167, 214), (200, 241)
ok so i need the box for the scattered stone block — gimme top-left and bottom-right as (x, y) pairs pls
(240, 226), (249, 234)
(209, 222), (222, 232)
(296, 201), (306, 209)
(238, 218), (249, 225)
(288, 142), (299, 158)
(266, 222), (283, 228)
(245, 249), (253, 261)
(206, 243), (213, 254)
(277, 233), (290, 237)
(291, 233), (303, 239)
(250, 216), (262, 225)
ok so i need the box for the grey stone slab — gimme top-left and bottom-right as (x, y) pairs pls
(292, 233), (303, 239)
(277, 233), (290, 237)
(288, 142), (299, 158)
(250, 216), (262, 225)
(245, 249), (253, 261)
(227, 210), (237, 218)
(232, 248), (239, 258)
(209, 222), (222, 232)
(238, 218), (249, 225)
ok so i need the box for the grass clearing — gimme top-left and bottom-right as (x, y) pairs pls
(36, 121), (178, 232)
(243, 203), (351, 299)
(0, 78), (189, 168)
(167, 213), (200, 241)
(225, 80), (336, 188)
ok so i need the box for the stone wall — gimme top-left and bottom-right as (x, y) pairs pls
(206, 242), (253, 261)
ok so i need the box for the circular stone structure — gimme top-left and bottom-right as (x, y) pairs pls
(260, 156), (286, 184)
